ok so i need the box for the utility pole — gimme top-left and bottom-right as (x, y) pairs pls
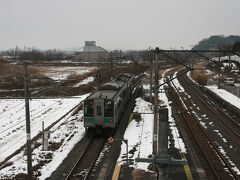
(218, 56), (221, 89)
(229, 55), (231, 70)
(109, 52), (113, 78)
(23, 61), (33, 179)
(150, 58), (153, 103)
(149, 49), (153, 103)
(188, 52), (191, 69)
(152, 47), (160, 155)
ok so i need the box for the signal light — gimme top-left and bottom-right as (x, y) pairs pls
(110, 119), (112, 122)
(86, 119), (88, 122)
(90, 101), (93, 104)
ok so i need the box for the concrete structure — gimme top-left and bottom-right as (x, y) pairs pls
(75, 41), (108, 62)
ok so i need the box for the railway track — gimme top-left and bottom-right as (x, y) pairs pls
(65, 134), (106, 180)
(179, 71), (240, 140)
(200, 82), (240, 121)
(64, 73), (145, 180)
(165, 68), (240, 180)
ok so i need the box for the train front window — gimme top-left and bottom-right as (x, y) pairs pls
(104, 100), (114, 117)
(84, 100), (94, 117)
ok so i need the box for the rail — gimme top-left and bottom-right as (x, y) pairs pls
(165, 68), (240, 180)
(180, 72), (240, 139)
(64, 135), (106, 180)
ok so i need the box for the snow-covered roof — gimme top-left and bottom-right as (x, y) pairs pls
(77, 41), (108, 53)
(88, 90), (117, 99)
(82, 45), (108, 53)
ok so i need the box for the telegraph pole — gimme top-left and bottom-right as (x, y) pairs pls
(152, 47), (160, 155)
(149, 47), (153, 103)
(218, 56), (221, 89)
(23, 61), (33, 179)
(109, 52), (113, 78)
(150, 58), (153, 103)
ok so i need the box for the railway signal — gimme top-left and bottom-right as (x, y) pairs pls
(107, 136), (114, 143)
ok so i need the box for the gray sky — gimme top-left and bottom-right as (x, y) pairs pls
(1, 0), (239, 50)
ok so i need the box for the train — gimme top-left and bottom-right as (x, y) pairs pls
(83, 73), (136, 134)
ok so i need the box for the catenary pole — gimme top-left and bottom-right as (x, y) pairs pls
(23, 61), (33, 179)
(153, 47), (160, 155)
(150, 55), (153, 103)
(218, 56), (221, 89)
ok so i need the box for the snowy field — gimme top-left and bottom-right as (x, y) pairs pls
(35, 66), (95, 80)
(0, 94), (88, 179)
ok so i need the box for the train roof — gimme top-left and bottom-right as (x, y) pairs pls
(87, 90), (117, 100)
(86, 73), (135, 100)
(100, 73), (134, 90)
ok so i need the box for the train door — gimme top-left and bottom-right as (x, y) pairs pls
(94, 98), (104, 126)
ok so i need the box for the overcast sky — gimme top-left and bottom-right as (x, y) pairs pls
(1, 0), (239, 51)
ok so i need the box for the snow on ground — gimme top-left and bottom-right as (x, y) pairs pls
(73, 76), (94, 87)
(187, 70), (240, 175)
(0, 94), (89, 179)
(188, 68), (240, 109)
(117, 97), (153, 171)
(36, 66), (95, 80)
(205, 69), (214, 74)
(117, 68), (187, 172)
(223, 62), (237, 68)
(160, 70), (187, 154)
(206, 85), (240, 109)
(212, 55), (240, 62)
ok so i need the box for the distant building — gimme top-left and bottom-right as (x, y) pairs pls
(75, 41), (108, 62)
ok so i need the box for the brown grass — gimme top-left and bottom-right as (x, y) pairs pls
(0, 62), (147, 97)
(0, 63), (51, 89)
(65, 62), (147, 95)
(190, 63), (211, 85)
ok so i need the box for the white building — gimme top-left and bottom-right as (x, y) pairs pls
(75, 41), (108, 62)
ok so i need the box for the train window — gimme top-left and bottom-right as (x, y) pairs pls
(97, 106), (102, 116)
(104, 100), (114, 117)
(84, 100), (94, 117)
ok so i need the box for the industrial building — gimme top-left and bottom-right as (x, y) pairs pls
(75, 41), (108, 62)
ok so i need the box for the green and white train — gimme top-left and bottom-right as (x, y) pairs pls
(84, 73), (135, 134)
